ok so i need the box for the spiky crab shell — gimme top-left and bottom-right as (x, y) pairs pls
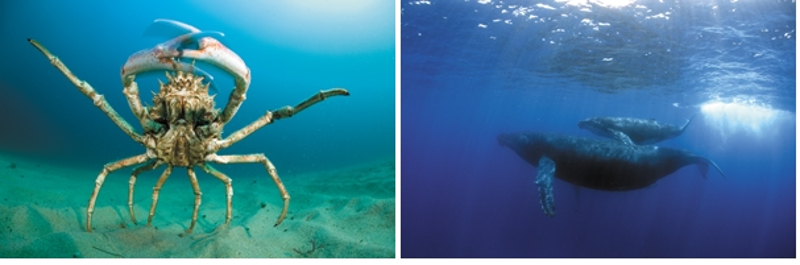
(149, 71), (219, 125)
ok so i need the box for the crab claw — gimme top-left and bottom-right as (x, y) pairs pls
(121, 30), (223, 92)
(146, 19), (252, 123)
(125, 19), (251, 123)
(143, 19), (215, 41)
(149, 19), (251, 88)
(121, 49), (218, 92)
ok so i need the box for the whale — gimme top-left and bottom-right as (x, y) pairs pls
(577, 114), (696, 145)
(497, 131), (725, 216)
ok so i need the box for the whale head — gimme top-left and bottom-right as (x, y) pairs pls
(497, 133), (530, 147)
(578, 118), (614, 137)
(497, 132), (549, 166)
(577, 119), (592, 129)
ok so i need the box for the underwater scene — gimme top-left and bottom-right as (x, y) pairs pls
(401, 0), (795, 258)
(0, 0), (395, 258)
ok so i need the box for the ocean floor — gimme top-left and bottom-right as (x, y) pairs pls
(0, 152), (395, 258)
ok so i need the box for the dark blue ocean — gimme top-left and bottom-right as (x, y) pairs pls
(401, 0), (795, 258)
(0, 0), (395, 174)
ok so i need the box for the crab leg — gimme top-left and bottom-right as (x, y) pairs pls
(206, 154), (289, 227)
(127, 160), (160, 225)
(28, 39), (143, 143)
(199, 164), (234, 227)
(213, 88), (350, 151)
(86, 154), (150, 232)
(147, 165), (174, 227)
(186, 167), (203, 234)
(274, 88), (351, 118)
(121, 75), (148, 123)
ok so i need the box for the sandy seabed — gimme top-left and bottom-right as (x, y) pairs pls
(0, 152), (395, 258)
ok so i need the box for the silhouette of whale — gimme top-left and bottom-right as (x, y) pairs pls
(497, 131), (725, 216)
(578, 115), (696, 145)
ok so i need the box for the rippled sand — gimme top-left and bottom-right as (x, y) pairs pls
(0, 153), (395, 258)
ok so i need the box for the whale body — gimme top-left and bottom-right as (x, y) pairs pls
(497, 131), (725, 216)
(577, 115), (696, 145)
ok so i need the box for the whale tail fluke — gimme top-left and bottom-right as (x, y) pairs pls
(680, 114), (698, 134)
(696, 162), (709, 179)
(693, 155), (727, 179)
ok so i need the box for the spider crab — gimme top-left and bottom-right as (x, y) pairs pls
(28, 19), (349, 233)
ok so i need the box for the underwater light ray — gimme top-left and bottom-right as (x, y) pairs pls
(699, 100), (791, 141)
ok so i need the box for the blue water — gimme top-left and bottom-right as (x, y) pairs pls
(401, 0), (795, 258)
(0, 0), (395, 174)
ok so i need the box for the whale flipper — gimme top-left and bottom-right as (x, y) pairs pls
(536, 156), (556, 217)
(611, 129), (635, 145)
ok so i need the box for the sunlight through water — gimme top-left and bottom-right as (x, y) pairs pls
(699, 99), (792, 139)
(197, 0), (394, 54)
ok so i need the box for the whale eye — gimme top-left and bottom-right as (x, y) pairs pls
(518, 135), (529, 144)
